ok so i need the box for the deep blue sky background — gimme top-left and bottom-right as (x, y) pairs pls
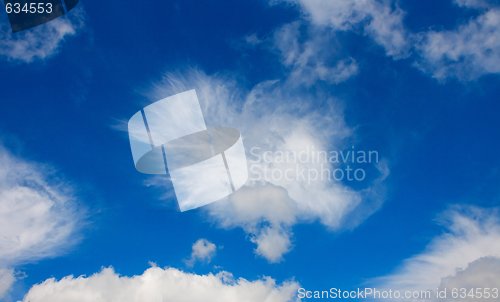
(0, 0), (499, 298)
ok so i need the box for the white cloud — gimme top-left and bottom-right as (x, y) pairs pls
(273, 22), (359, 86)
(251, 225), (292, 263)
(185, 239), (217, 267)
(417, 8), (500, 80)
(284, 0), (500, 80)
(0, 269), (15, 300)
(288, 0), (409, 57)
(208, 185), (297, 263)
(373, 206), (500, 300)
(144, 69), (388, 262)
(21, 266), (300, 302)
(454, 0), (494, 9)
(0, 146), (83, 298)
(0, 9), (84, 63)
(439, 257), (500, 293)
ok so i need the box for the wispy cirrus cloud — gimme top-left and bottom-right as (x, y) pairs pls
(284, 0), (409, 58)
(273, 22), (359, 86)
(372, 205), (500, 300)
(277, 0), (500, 81)
(416, 7), (500, 80)
(0, 145), (85, 299)
(0, 8), (84, 63)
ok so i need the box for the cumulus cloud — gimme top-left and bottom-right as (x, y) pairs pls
(21, 266), (300, 302)
(0, 146), (83, 298)
(416, 8), (500, 80)
(207, 185), (296, 262)
(251, 225), (292, 263)
(185, 239), (217, 267)
(0, 8), (84, 63)
(373, 206), (500, 300)
(142, 69), (388, 262)
(287, 0), (409, 58)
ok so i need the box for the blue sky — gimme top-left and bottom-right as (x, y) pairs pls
(1, 0), (500, 301)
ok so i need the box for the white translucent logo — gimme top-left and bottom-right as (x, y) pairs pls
(128, 89), (248, 212)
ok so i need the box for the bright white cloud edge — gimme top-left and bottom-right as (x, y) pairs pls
(21, 266), (300, 302)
